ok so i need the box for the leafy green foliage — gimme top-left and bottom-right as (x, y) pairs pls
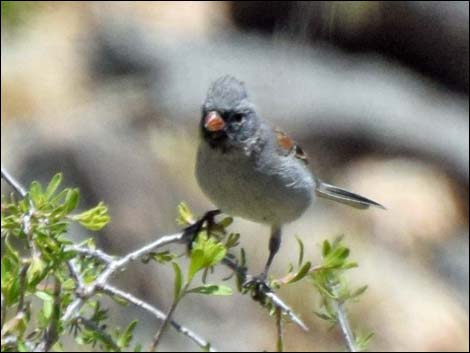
(0, 174), (119, 351)
(188, 234), (227, 282)
(310, 236), (373, 351)
(71, 202), (110, 231)
(1, 173), (372, 352)
(175, 202), (195, 226)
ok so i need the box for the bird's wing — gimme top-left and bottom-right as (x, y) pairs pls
(274, 128), (309, 164)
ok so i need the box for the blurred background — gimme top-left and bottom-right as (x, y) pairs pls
(1, 1), (468, 351)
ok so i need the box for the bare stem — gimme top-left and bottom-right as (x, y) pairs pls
(327, 282), (357, 352)
(148, 296), (181, 352)
(333, 299), (357, 352)
(62, 232), (185, 322)
(100, 284), (217, 352)
(222, 256), (308, 331)
(1, 294), (5, 330)
(17, 262), (30, 314)
(275, 308), (284, 352)
(1, 166), (27, 197)
(68, 245), (115, 263)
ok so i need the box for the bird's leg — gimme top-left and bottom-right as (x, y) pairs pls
(183, 209), (221, 249)
(244, 225), (282, 293)
(263, 225), (282, 279)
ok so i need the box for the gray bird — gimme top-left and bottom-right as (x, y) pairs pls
(196, 76), (384, 282)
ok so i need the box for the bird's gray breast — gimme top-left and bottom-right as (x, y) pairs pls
(196, 140), (315, 225)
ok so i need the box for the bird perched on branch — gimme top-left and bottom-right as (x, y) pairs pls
(196, 75), (384, 283)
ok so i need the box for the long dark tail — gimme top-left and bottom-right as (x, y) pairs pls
(315, 182), (386, 210)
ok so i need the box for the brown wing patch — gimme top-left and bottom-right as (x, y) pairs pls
(274, 128), (309, 164)
(275, 128), (295, 151)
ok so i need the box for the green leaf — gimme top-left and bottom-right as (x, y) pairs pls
(188, 234), (227, 282)
(34, 291), (53, 302)
(314, 310), (336, 324)
(225, 233), (240, 248)
(240, 248), (246, 268)
(44, 173), (62, 201)
(350, 285), (368, 299)
(49, 188), (69, 205)
(296, 236), (304, 267)
(117, 320), (138, 348)
(145, 250), (176, 264)
(188, 249), (205, 282)
(176, 202), (194, 226)
(35, 291), (54, 321)
(313, 281), (337, 299)
(29, 181), (43, 206)
(61, 278), (75, 290)
(356, 331), (375, 351)
(2, 259), (21, 304)
(27, 257), (46, 286)
(42, 298), (54, 320)
(18, 340), (28, 352)
(72, 201), (110, 231)
(322, 240), (331, 257)
(188, 284), (233, 296)
(324, 245), (350, 268)
(219, 216), (233, 228)
(342, 261), (358, 270)
(172, 262), (184, 300)
(64, 188), (80, 213)
(207, 244), (226, 266)
(286, 261), (311, 284)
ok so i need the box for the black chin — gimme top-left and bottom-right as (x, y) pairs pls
(202, 130), (231, 153)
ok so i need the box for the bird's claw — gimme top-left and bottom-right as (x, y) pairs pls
(183, 209), (221, 250)
(243, 273), (272, 300)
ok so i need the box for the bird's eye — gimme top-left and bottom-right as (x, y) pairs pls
(232, 113), (244, 123)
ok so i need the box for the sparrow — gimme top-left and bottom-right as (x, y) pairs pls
(196, 75), (384, 282)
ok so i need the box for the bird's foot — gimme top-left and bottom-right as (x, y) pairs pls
(183, 209), (221, 250)
(243, 272), (272, 301)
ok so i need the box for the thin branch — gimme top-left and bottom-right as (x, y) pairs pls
(148, 296), (180, 351)
(333, 299), (357, 352)
(67, 246), (114, 264)
(222, 256), (308, 331)
(100, 284), (217, 352)
(1, 166), (27, 197)
(1, 293), (5, 330)
(66, 261), (85, 287)
(275, 308), (284, 352)
(62, 232), (186, 322)
(66, 235), (308, 332)
(16, 262), (30, 314)
(97, 232), (185, 284)
(62, 261), (89, 322)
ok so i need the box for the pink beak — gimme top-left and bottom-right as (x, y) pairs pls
(204, 111), (225, 132)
